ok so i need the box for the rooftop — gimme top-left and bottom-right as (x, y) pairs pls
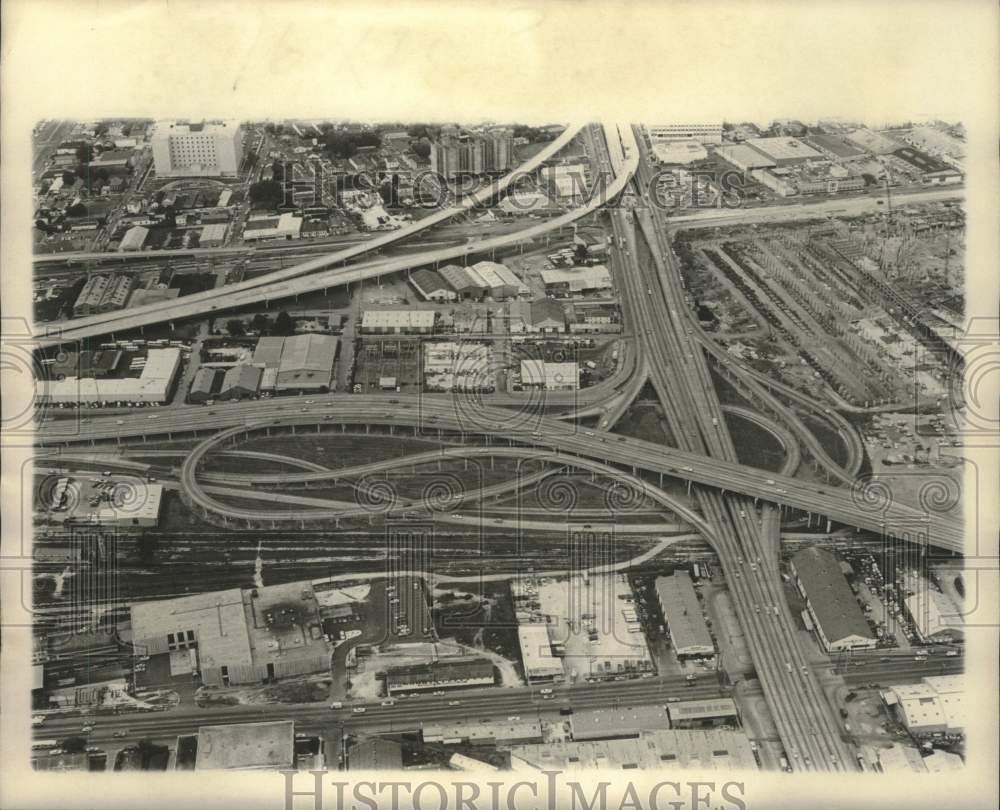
(791, 546), (873, 645)
(196, 720), (295, 770)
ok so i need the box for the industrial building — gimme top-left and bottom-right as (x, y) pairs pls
(517, 623), (564, 683)
(423, 717), (544, 746)
(654, 571), (716, 659)
(647, 123), (723, 145)
(361, 310), (436, 335)
(438, 264), (487, 298)
(384, 658), (495, 695)
(877, 744), (929, 774)
(73, 274), (135, 316)
(189, 367), (221, 403)
(667, 698), (740, 729)
(520, 360), (578, 390)
(36, 348), (181, 405)
(38, 477), (165, 528)
(540, 264), (612, 295)
(349, 738), (403, 771)
(651, 140), (709, 165)
(883, 674), (965, 736)
(49, 349), (123, 381)
(219, 364), (262, 400)
(470, 261), (529, 298)
(151, 120), (244, 179)
(409, 268), (457, 302)
(130, 581), (332, 688)
(243, 212), (302, 242)
(541, 164), (588, 199)
(511, 729), (756, 772)
(199, 223), (228, 248)
(790, 546), (876, 653)
(744, 136), (823, 166)
(904, 589), (963, 642)
(195, 721), (295, 770)
(570, 705), (673, 741)
(118, 226), (149, 252)
(716, 143), (777, 172)
(275, 334), (338, 392)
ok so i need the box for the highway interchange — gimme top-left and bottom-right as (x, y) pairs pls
(31, 123), (966, 772)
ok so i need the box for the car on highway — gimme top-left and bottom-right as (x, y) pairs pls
(330, 701), (343, 709)
(508, 715), (521, 721)
(945, 650), (959, 657)
(381, 699), (396, 707)
(352, 707), (367, 714)
(539, 688), (553, 695)
(448, 700), (461, 706)
(432, 690), (446, 696)
(113, 730), (128, 738)
(81, 725), (94, 733)
(667, 697), (681, 703)
(32, 715), (45, 726)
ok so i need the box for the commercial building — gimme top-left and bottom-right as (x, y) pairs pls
(384, 658), (495, 695)
(717, 143), (777, 172)
(790, 546), (876, 653)
(750, 168), (798, 197)
(118, 226), (149, 252)
(219, 364), (262, 400)
(36, 348), (181, 405)
(570, 705), (673, 741)
(744, 137), (823, 166)
(651, 140), (709, 165)
(517, 623), (564, 683)
(539, 264), (612, 295)
(423, 717), (544, 746)
(275, 334), (338, 392)
(520, 360), (578, 390)
(647, 123), (723, 145)
(196, 721), (294, 770)
(438, 264), (488, 299)
(511, 729), (756, 771)
(130, 581), (332, 688)
(409, 268), (457, 302)
(654, 571), (715, 659)
(883, 674), (965, 735)
(38, 477), (165, 528)
(666, 698), (740, 729)
(348, 738), (403, 771)
(243, 213), (302, 242)
(151, 120), (244, 179)
(361, 310), (436, 335)
(904, 589), (964, 643)
(797, 176), (865, 195)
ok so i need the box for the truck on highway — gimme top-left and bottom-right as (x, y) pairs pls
(779, 756), (790, 772)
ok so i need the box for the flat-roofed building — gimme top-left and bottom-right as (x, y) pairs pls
(384, 658), (494, 695)
(652, 140), (709, 164)
(243, 212), (302, 242)
(360, 310), (436, 334)
(151, 120), (243, 179)
(717, 143), (777, 172)
(36, 348), (181, 405)
(199, 223), (228, 248)
(119, 226), (149, 252)
(883, 674), (964, 736)
(648, 123), (723, 145)
(189, 367), (221, 403)
(745, 136), (823, 166)
(790, 546), (875, 653)
(654, 571), (715, 659)
(511, 729), (756, 772)
(423, 717), (544, 746)
(570, 705), (673, 741)
(196, 721), (294, 770)
(877, 744), (928, 774)
(409, 268), (457, 302)
(275, 334), (338, 392)
(219, 364), (262, 400)
(39, 478), (165, 528)
(667, 698), (740, 729)
(520, 360), (578, 390)
(252, 336), (286, 368)
(518, 623), (563, 683)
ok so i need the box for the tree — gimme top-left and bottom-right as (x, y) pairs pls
(274, 311), (294, 336)
(251, 313), (273, 335)
(61, 170), (77, 185)
(412, 141), (431, 160)
(249, 179), (284, 210)
(226, 319), (246, 337)
(66, 202), (88, 218)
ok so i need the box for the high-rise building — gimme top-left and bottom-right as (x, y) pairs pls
(431, 131), (488, 179)
(151, 120), (244, 178)
(486, 128), (514, 171)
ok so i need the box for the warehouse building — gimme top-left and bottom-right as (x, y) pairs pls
(438, 264), (487, 299)
(348, 738), (403, 771)
(49, 349), (123, 381)
(73, 274), (112, 316)
(790, 546), (876, 653)
(540, 264), (612, 295)
(883, 675), (965, 736)
(189, 367), (222, 403)
(529, 299), (568, 332)
(717, 143), (777, 172)
(243, 212), (302, 242)
(744, 136), (823, 166)
(423, 717), (544, 746)
(39, 477), (165, 528)
(470, 261), (529, 299)
(667, 698), (740, 729)
(119, 226), (149, 252)
(518, 623), (564, 683)
(409, 268), (457, 302)
(199, 223), (228, 248)
(275, 334), (338, 392)
(361, 310), (436, 335)
(37, 348), (181, 405)
(570, 705), (673, 741)
(904, 589), (964, 643)
(384, 658), (495, 696)
(654, 571), (715, 659)
(219, 364), (262, 400)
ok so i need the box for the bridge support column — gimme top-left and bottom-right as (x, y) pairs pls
(826, 519), (832, 533)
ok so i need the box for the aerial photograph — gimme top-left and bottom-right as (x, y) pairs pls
(22, 115), (971, 779)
